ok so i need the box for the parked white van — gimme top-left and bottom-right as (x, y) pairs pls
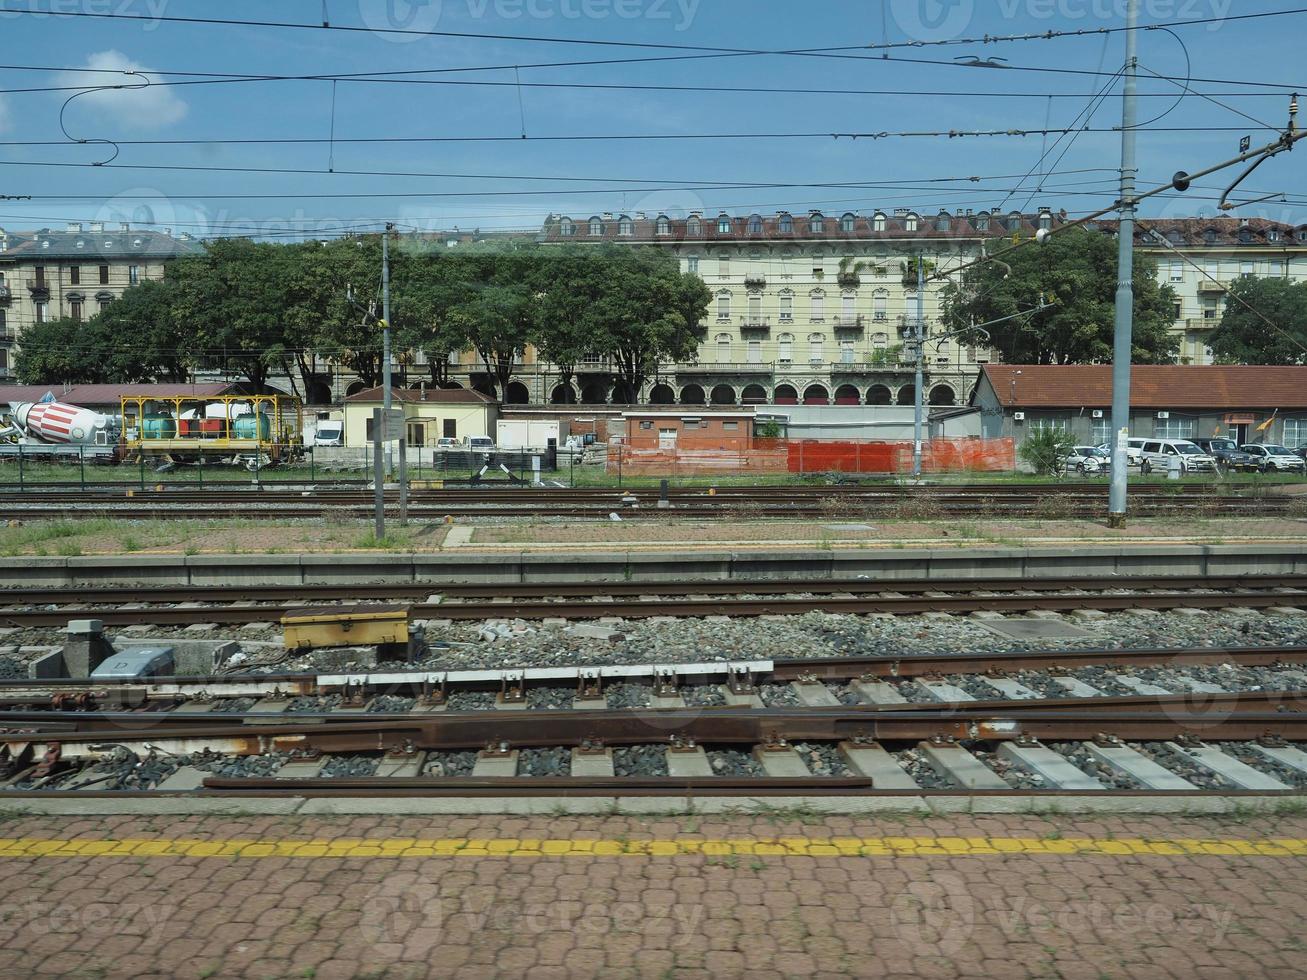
(1137, 439), (1218, 474)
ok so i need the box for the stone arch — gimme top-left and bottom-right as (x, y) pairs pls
(929, 384), (957, 407)
(444, 380), (464, 389)
(505, 381), (531, 405)
(551, 383), (577, 404)
(710, 384), (737, 405)
(834, 385), (861, 406)
(610, 381), (635, 405)
(897, 384), (916, 406)
(803, 384), (830, 406)
(472, 380), (498, 401)
(867, 385), (893, 406)
(305, 380), (332, 405)
(580, 379), (609, 405)
(680, 384), (707, 406)
(774, 383), (798, 405)
(345, 380), (368, 397)
(741, 384), (768, 405)
(649, 383), (676, 405)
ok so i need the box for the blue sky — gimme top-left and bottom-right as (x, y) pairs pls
(0, 0), (1304, 238)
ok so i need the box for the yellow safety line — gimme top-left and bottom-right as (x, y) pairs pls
(1, 836), (1305, 858)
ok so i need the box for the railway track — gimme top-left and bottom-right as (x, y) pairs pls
(2, 574), (1304, 627)
(5, 643), (1307, 802)
(0, 483), (1295, 519)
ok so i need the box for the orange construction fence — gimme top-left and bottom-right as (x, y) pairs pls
(607, 438), (1015, 476)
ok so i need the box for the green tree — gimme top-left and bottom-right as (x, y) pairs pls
(93, 279), (193, 382)
(1019, 427), (1076, 476)
(1207, 276), (1307, 365)
(940, 228), (1180, 365)
(12, 317), (105, 384)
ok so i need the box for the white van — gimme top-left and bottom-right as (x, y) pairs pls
(1137, 439), (1218, 474)
(311, 421), (344, 447)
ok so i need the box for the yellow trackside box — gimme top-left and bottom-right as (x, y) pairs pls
(281, 605), (409, 651)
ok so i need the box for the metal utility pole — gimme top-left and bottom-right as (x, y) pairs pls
(912, 257), (926, 479)
(1109, 0), (1139, 528)
(373, 223), (396, 540)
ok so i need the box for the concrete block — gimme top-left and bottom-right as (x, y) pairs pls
(920, 682), (976, 703)
(156, 767), (206, 791)
(1114, 675), (1172, 696)
(1053, 677), (1104, 698)
(183, 623), (216, 634)
(1224, 607), (1263, 617)
(1069, 609), (1109, 621)
(1025, 611), (1064, 621)
(998, 743), (1105, 791)
(276, 759), (325, 778)
(839, 742), (919, 789)
(649, 694), (686, 710)
(1249, 743), (1307, 775)
(718, 686), (764, 708)
(566, 624), (626, 642)
(852, 681), (909, 705)
(1171, 608), (1209, 618)
(376, 755), (426, 778)
(667, 746), (713, 778)
(570, 748), (616, 778)
(919, 743), (1008, 789)
(471, 751), (518, 777)
(790, 682), (841, 707)
(1165, 743), (1291, 790)
(753, 746), (812, 778)
(1083, 742), (1197, 790)
(28, 650), (66, 680)
(1268, 607), (1307, 618)
(969, 611), (1006, 621)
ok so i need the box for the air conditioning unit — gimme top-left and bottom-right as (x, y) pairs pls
(1156, 411), (1171, 419)
(1092, 410), (1104, 419)
(1013, 412), (1026, 422)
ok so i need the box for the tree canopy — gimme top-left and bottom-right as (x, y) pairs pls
(939, 228), (1180, 365)
(14, 237), (711, 400)
(1207, 276), (1307, 366)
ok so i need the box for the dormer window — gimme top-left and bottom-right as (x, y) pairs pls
(809, 213), (825, 234)
(905, 214), (918, 232)
(589, 217), (604, 236)
(560, 218), (576, 236)
(655, 215), (670, 236)
(1269, 229), (1281, 242)
(1204, 229), (1217, 244)
(936, 212), (951, 232)
(1009, 211), (1022, 230)
(1038, 213), (1053, 231)
(841, 213), (855, 233)
(873, 213), (886, 232)
(618, 216), (633, 236)
(1239, 228), (1253, 243)
(718, 215), (732, 234)
(748, 214), (763, 235)
(687, 216), (702, 236)
(976, 213), (990, 232)
(778, 213), (793, 233)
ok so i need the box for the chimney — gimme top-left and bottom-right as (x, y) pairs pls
(66, 222), (82, 233)
(89, 222), (104, 233)
(421, 382), (428, 401)
(119, 222), (130, 232)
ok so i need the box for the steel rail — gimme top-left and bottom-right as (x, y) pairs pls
(4, 586), (1304, 628)
(3, 573), (1304, 608)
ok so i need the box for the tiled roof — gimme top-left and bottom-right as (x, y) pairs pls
(540, 210), (1067, 244)
(0, 228), (204, 262)
(0, 383), (237, 406)
(1096, 217), (1307, 247)
(345, 386), (497, 405)
(979, 365), (1307, 410)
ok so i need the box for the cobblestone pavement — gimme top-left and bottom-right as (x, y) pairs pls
(1, 811), (1305, 979)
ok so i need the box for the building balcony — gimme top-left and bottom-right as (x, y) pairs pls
(0, 284), (11, 303)
(740, 318), (770, 335)
(832, 316), (865, 335)
(1197, 280), (1229, 294)
(1185, 317), (1221, 331)
(744, 275), (766, 289)
(26, 278), (50, 297)
(677, 361), (773, 375)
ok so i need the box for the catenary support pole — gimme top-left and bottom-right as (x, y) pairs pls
(1109, 0), (1139, 528)
(372, 408), (385, 539)
(912, 256), (926, 479)
(382, 223), (393, 479)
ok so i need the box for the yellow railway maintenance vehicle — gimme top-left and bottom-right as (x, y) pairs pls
(119, 393), (303, 464)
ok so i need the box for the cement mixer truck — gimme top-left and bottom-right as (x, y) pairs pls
(0, 400), (120, 459)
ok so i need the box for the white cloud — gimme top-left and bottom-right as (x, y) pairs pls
(56, 51), (187, 130)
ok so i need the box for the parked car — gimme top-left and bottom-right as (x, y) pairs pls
(465, 436), (494, 452)
(1137, 439), (1219, 475)
(435, 437), (457, 451)
(309, 421), (344, 447)
(1095, 440), (1144, 467)
(1065, 446), (1109, 475)
(1296, 446), (1307, 464)
(1190, 438), (1259, 472)
(1240, 444), (1307, 473)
